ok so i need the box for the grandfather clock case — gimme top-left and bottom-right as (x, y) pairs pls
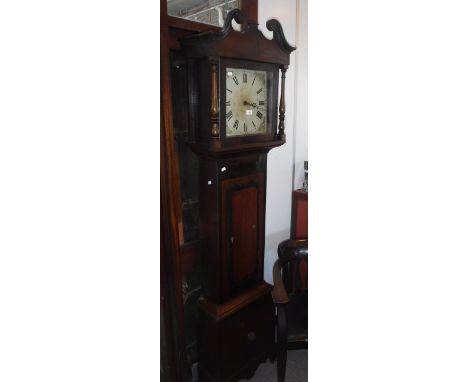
(178, 10), (295, 382)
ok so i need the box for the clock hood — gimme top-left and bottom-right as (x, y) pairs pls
(180, 9), (295, 67)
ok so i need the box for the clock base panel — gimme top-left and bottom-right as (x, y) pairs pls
(197, 283), (275, 382)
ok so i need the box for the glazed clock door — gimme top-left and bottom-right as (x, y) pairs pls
(219, 59), (279, 143)
(221, 173), (265, 299)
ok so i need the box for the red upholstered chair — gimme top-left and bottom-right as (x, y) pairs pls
(272, 239), (308, 382)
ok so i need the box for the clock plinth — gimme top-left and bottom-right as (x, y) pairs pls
(197, 282), (275, 382)
(179, 9), (295, 382)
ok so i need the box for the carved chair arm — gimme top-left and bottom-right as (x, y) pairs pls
(272, 260), (289, 305)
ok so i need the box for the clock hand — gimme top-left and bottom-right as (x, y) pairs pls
(243, 101), (258, 108)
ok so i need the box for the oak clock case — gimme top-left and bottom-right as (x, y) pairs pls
(179, 9), (294, 382)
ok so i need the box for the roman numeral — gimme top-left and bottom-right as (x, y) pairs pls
(256, 111), (263, 119)
(226, 110), (233, 121)
(233, 120), (239, 129)
(259, 101), (265, 106)
(252, 121), (256, 127)
(244, 122), (247, 132)
(256, 88), (263, 94)
(243, 73), (247, 83)
(252, 75), (256, 86)
(225, 101), (231, 106)
(233, 76), (239, 85)
(226, 88), (232, 93)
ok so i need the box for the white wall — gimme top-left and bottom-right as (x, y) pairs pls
(258, 0), (303, 283)
(293, 0), (308, 190)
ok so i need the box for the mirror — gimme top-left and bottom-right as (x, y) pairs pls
(167, 0), (241, 27)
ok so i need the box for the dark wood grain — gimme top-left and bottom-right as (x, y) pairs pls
(160, 1), (189, 380)
(278, 68), (286, 140)
(210, 61), (220, 138)
(161, 5), (295, 382)
(277, 238), (308, 294)
(198, 157), (221, 301)
(276, 304), (288, 382)
(221, 173), (265, 298)
(272, 260), (288, 305)
(160, 222), (177, 382)
(198, 286), (275, 382)
(180, 9), (294, 152)
(231, 186), (258, 283)
(272, 239), (308, 382)
(198, 157), (267, 303)
(291, 189), (308, 239)
(198, 281), (272, 321)
(180, 240), (201, 275)
(243, 1), (258, 25)
(181, 10), (294, 66)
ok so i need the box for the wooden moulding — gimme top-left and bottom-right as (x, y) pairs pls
(209, 60), (220, 138)
(198, 281), (272, 321)
(278, 67), (287, 141)
(189, 139), (284, 159)
(180, 9), (295, 67)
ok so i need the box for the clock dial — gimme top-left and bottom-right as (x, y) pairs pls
(225, 68), (268, 137)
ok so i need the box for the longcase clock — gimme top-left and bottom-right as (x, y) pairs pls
(180, 9), (295, 382)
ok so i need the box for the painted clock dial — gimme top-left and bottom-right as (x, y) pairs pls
(225, 68), (268, 137)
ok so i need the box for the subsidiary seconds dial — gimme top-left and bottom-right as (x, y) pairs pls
(225, 68), (268, 137)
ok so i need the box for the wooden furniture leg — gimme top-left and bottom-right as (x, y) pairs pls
(276, 304), (288, 382)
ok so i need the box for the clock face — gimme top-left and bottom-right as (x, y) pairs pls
(225, 68), (268, 137)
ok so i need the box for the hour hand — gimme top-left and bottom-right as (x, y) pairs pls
(243, 101), (258, 108)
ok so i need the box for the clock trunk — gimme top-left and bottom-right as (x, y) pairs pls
(199, 154), (267, 304)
